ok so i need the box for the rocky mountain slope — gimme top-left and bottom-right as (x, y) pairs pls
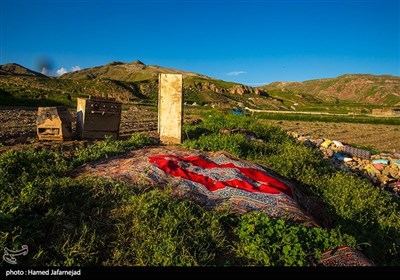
(260, 74), (400, 106)
(0, 63), (47, 78)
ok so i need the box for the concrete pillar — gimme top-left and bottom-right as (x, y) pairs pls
(158, 73), (183, 144)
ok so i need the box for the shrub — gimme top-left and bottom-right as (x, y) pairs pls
(232, 212), (356, 266)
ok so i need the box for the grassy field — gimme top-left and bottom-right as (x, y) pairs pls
(252, 111), (400, 125)
(187, 106), (400, 126)
(1, 114), (400, 266)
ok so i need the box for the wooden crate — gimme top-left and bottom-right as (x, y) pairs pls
(37, 106), (74, 141)
(76, 97), (122, 139)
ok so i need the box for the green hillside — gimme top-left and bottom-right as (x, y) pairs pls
(60, 60), (210, 82)
(260, 74), (400, 109)
(0, 75), (152, 107)
(0, 61), (282, 109)
(1, 61), (399, 110)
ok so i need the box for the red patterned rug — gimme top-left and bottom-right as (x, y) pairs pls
(71, 146), (374, 266)
(71, 146), (315, 225)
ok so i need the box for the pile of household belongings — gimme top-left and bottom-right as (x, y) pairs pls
(71, 146), (374, 266)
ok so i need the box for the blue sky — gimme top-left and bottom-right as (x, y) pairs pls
(1, 0), (399, 85)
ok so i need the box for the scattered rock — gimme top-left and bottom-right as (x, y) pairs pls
(288, 133), (400, 199)
(315, 139), (324, 147)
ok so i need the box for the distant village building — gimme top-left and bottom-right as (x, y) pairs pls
(371, 108), (400, 116)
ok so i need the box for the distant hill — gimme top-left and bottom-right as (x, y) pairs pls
(61, 60), (210, 82)
(0, 61), (280, 109)
(2, 61), (398, 110)
(0, 63), (47, 78)
(260, 74), (400, 106)
(60, 60), (268, 97)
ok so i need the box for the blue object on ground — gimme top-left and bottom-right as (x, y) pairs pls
(334, 152), (344, 161)
(232, 108), (244, 116)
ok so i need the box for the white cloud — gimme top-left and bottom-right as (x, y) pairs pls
(56, 67), (68, 76)
(52, 65), (81, 76)
(71, 66), (81, 72)
(226, 71), (246, 76)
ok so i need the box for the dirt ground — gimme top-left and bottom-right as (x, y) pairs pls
(264, 120), (400, 153)
(0, 106), (159, 153)
(0, 106), (399, 154)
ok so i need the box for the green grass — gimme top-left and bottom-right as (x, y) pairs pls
(255, 111), (400, 125)
(0, 87), (78, 107)
(72, 134), (154, 167)
(1, 132), (361, 266)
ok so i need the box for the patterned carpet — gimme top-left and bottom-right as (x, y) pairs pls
(72, 146), (316, 225)
(71, 146), (374, 266)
